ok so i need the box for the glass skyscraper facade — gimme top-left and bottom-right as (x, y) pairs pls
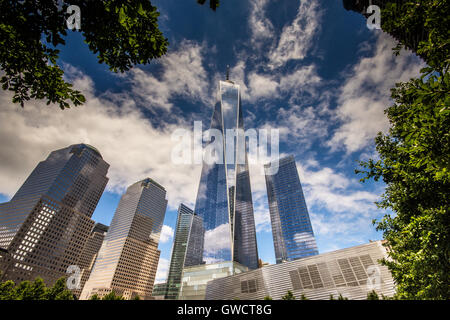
(80, 178), (167, 300)
(264, 155), (318, 264)
(165, 203), (203, 299)
(185, 79), (258, 270)
(0, 144), (109, 285)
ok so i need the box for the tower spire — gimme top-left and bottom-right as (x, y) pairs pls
(226, 65), (230, 81)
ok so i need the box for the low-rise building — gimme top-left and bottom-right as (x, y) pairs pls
(205, 241), (395, 300)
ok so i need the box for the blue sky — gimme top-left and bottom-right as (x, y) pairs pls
(0, 0), (424, 283)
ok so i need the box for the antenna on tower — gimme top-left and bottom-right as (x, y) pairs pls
(226, 65), (230, 81)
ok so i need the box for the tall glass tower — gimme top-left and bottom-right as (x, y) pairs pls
(165, 204), (203, 299)
(264, 155), (318, 264)
(80, 178), (167, 300)
(0, 144), (109, 285)
(186, 78), (259, 270)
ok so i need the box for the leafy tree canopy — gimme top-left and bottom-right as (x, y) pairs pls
(366, 290), (380, 300)
(89, 293), (101, 300)
(281, 290), (296, 300)
(101, 291), (125, 300)
(0, 0), (217, 109)
(197, 0), (219, 11)
(357, 0), (449, 300)
(381, 0), (449, 70)
(0, 277), (74, 300)
(337, 293), (348, 300)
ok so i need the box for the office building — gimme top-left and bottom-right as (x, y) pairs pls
(73, 223), (108, 298)
(180, 75), (259, 299)
(80, 178), (168, 300)
(206, 241), (396, 300)
(185, 77), (258, 269)
(165, 204), (203, 299)
(264, 155), (318, 263)
(0, 144), (109, 286)
(152, 282), (168, 300)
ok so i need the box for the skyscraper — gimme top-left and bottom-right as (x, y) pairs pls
(80, 178), (168, 300)
(73, 223), (108, 298)
(264, 155), (318, 264)
(179, 76), (257, 300)
(0, 144), (109, 285)
(185, 78), (259, 270)
(165, 204), (203, 299)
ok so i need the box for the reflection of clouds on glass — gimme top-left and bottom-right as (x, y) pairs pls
(203, 128), (224, 165)
(203, 257), (222, 264)
(226, 167), (235, 188)
(221, 82), (239, 188)
(195, 164), (215, 202)
(203, 223), (232, 257)
(196, 177), (208, 201)
(293, 232), (318, 250)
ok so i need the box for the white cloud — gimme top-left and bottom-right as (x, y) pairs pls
(297, 162), (378, 214)
(154, 257), (169, 284)
(130, 40), (210, 111)
(246, 64), (322, 103)
(328, 33), (425, 153)
(269, 1), (322, 68)
(291, 159), (385, 252)
(159, 225), (174, 243)
(248, 0), (274, 44)
(0, 66), (202, 210)
(247, 73), (278, 100)
(279, 65), (322, 103)
(276, 105), (328, 147)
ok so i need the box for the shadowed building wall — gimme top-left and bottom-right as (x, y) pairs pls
(73, 223), (108, 298)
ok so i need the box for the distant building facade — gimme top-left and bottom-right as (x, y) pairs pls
(73, 223), (108, 298)
(206, 241), (396, 300)
(152, 282), (168, 300)
(0, 144), (109, 286)
(264, 155), (318, 264)
(80, 178), (168, 300)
